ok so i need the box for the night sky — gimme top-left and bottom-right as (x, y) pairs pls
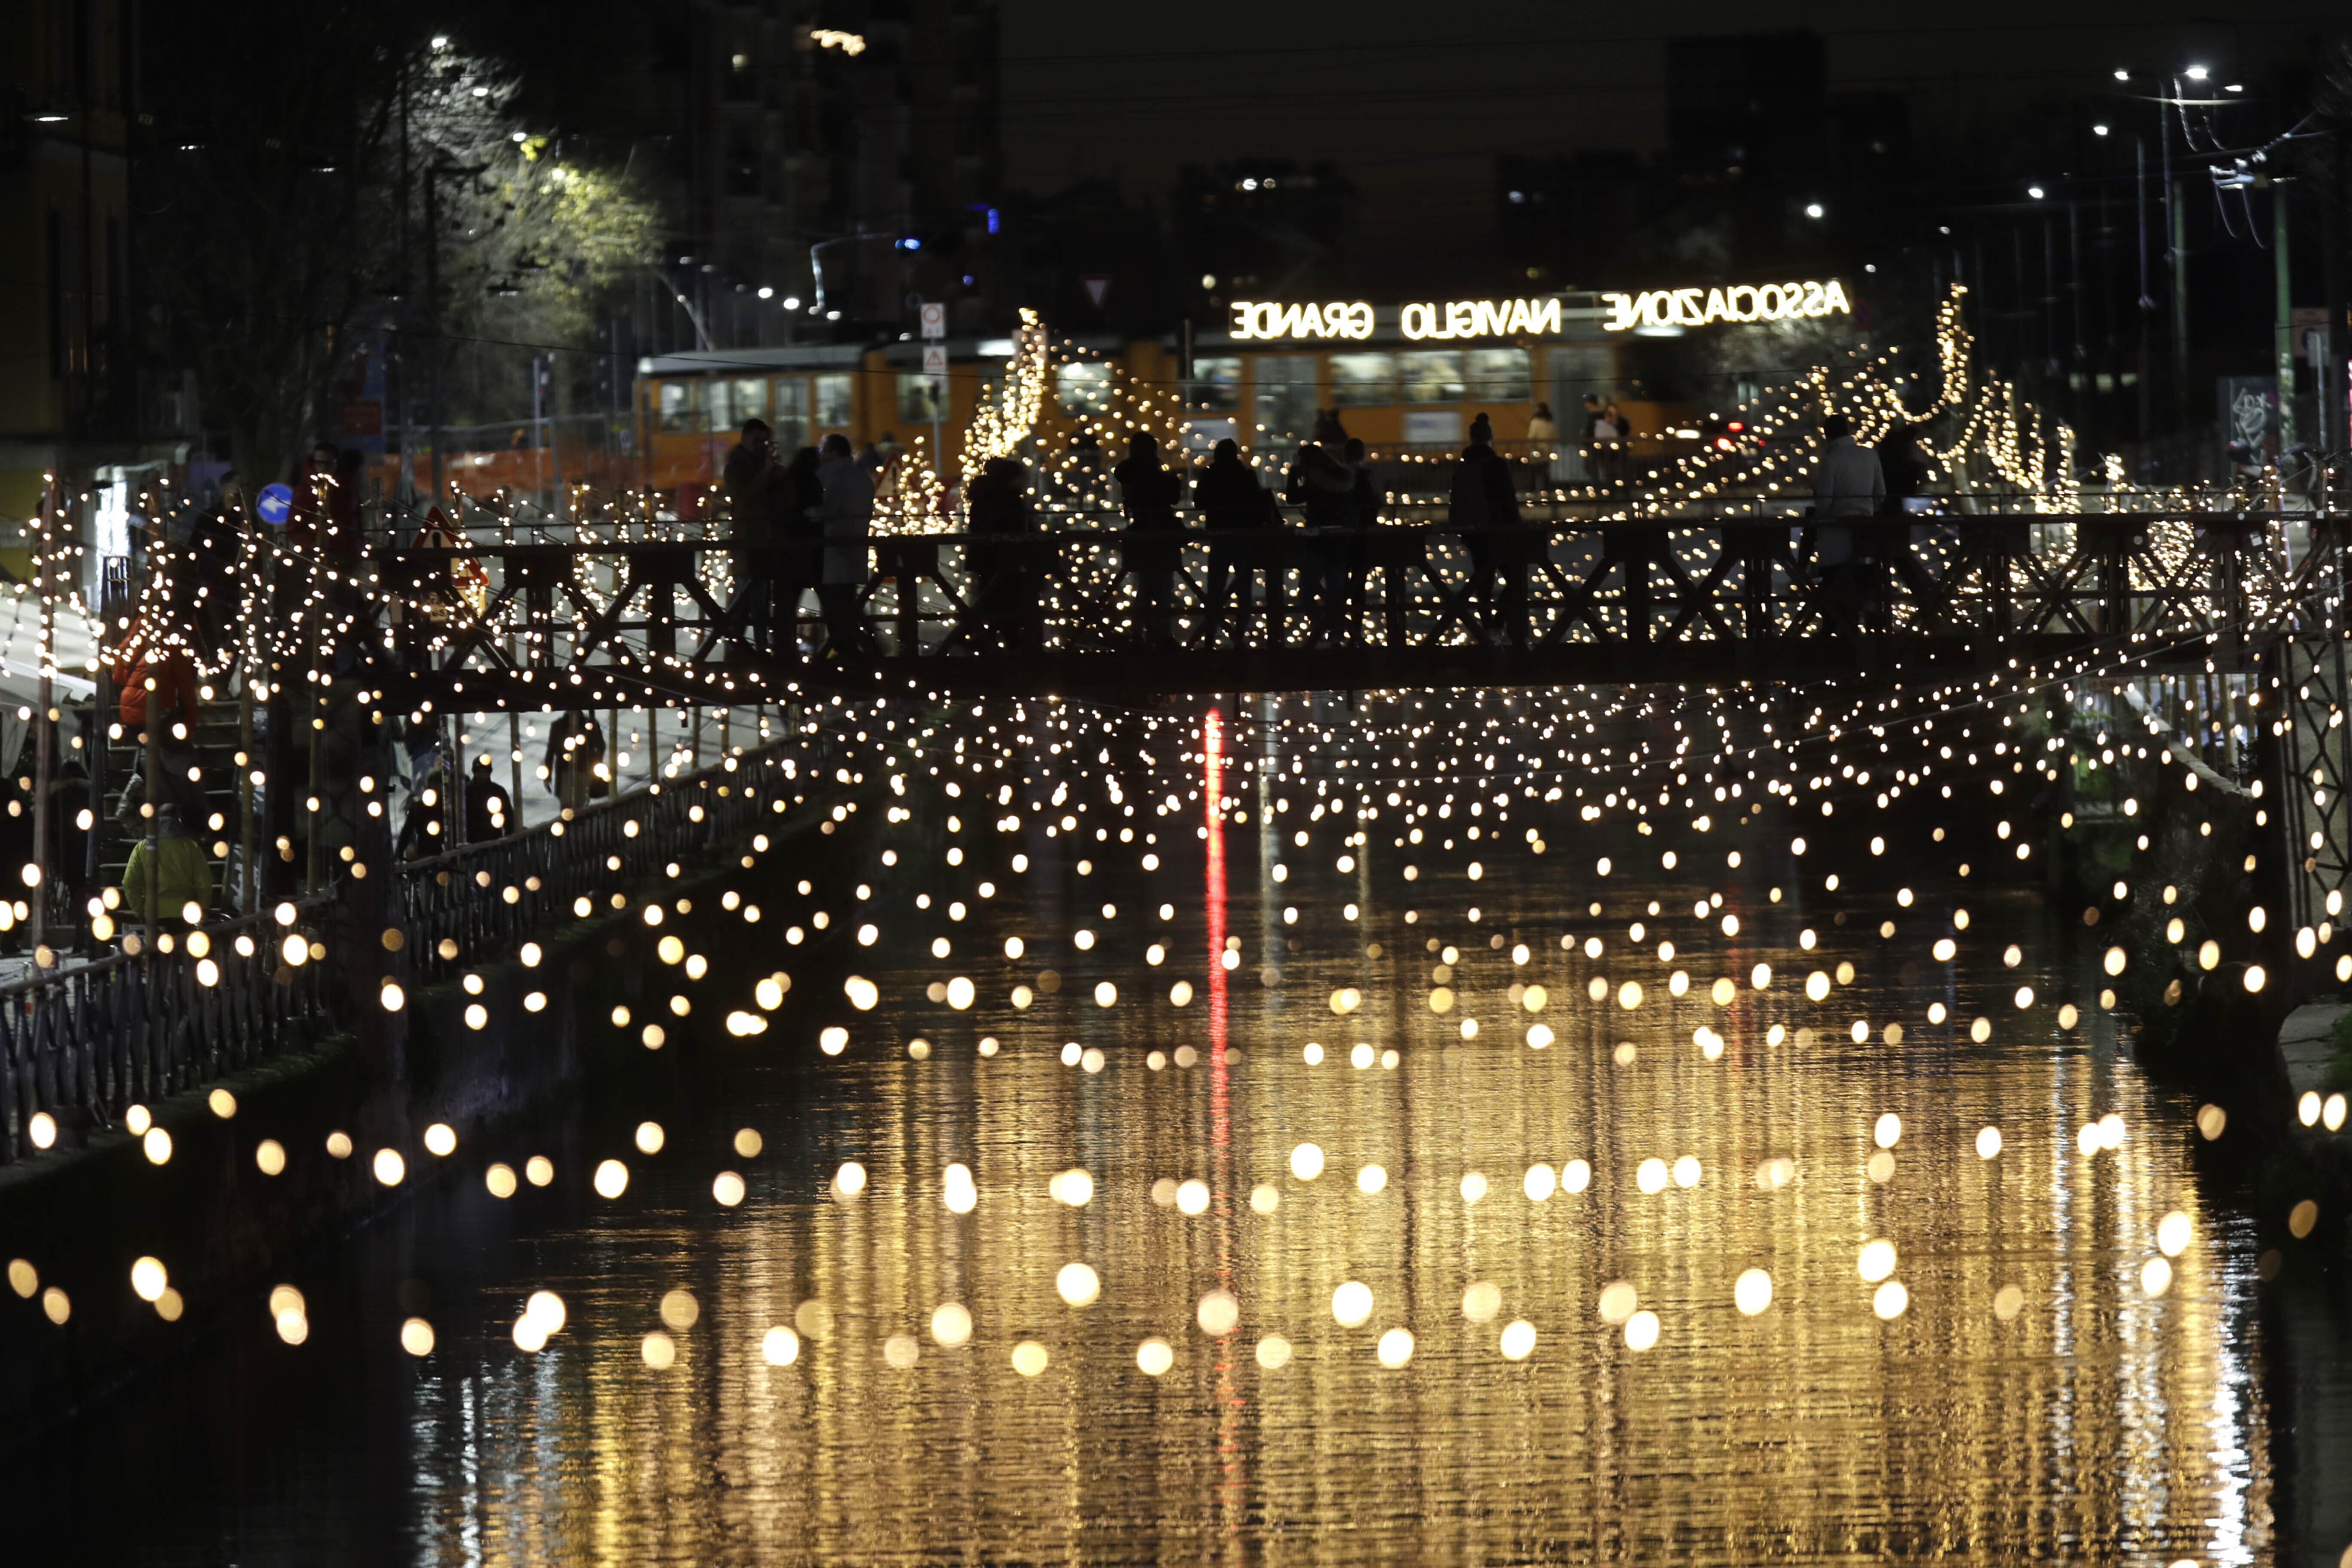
(998, 2), (2339, 274)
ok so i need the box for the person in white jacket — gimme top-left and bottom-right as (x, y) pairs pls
(1810, 414), (1885, 631)
(812, 433), (876, 654)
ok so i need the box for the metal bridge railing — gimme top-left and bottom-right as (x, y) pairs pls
(381, 511), (2336, 684)
(393, 739), (809, 991)
(1, 735), (822, 1163)
(0, 894), (336, 1164)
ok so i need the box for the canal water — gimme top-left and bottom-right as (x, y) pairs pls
(6, 699), (2346, 1565)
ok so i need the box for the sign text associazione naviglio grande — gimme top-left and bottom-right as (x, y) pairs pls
(1226, 297), (1565, 342)
(1602, 280), (1852, 331)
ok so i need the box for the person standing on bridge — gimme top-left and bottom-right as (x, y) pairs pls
(1195, 438), (1272, 646)
(1809, 413), (1885, 634)
(1588, 399), (1627, 488)
(1340, 437), (1378, 638)
(1449, 416), (1523, 643)
(946, 456), (1042, 653)
(1284, 439), (1356, 643)
(813, 433), (878, 657)
(723, 417), (783, 652)
(777, 446), (824, 651)
(1875, 421), (1942, 615)
(1113, 432), (1185, 649)
(1527, 402), (1560, 487)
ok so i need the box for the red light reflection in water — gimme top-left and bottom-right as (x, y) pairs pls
(1204, 708), (1243, 1548)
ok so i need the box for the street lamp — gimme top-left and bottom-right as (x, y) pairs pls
(2113, 61), (2216, 430)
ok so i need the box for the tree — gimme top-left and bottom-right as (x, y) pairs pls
(135, 6), (656, 489)
(400, 40), (658, 435)
(135, 0), (407, 489)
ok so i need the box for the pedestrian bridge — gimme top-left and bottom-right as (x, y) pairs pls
(375, 509), (2331, 707)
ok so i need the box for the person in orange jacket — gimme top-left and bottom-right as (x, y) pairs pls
(113, 631), (201, 739)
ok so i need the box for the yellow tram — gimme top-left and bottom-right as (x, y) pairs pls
(628, 291), (1697, 497)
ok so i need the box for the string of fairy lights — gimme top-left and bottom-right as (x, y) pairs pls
(7, 665), (2338, 1484)
(1, 283), (2341, 1568)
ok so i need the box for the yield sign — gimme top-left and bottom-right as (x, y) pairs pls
(1081, 276), (1111, 308)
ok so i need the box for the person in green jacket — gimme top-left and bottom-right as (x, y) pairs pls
(121, 802), (212, 927)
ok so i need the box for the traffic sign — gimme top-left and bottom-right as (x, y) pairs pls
(919, 302), (946, 339)
(922, 345), (948, 377)
(256, 483), (293, 526)
(1081, 276), (1111, 308)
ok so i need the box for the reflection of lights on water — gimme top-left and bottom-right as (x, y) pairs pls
(931, 1302), (974, 1347)
(162, 643), (2280, 1524)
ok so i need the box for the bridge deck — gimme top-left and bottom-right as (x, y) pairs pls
(359, 511), (2324, 706)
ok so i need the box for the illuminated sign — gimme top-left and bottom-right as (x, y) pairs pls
(1603, 280), (1851, 331)
(1228, 300), (1375, 341)
(806, 28), (866, 55)
(1226, 296), (1562, 342)
(1400, 297), (1560, 340)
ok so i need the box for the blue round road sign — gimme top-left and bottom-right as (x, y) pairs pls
(256, 483), (293, 525)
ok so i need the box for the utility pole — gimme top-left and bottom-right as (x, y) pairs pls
(531, 354), (546, 516)
(2171, 179), (2192, 429)
(2136, 135), (2153, 446)
(426, 167), (444, 503)
(398, 53), (412, 508)
(2328, 122), (2350, 470)
(2273, 179), (2295, 452)
(2161, 82), (2191, 429)
(549, 356), (566, 525)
